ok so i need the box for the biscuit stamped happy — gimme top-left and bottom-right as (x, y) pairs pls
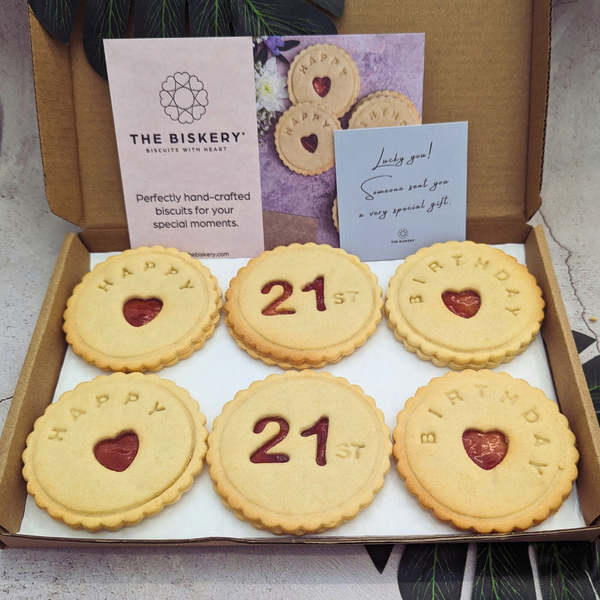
(63, 246), (222, 372)
(287, 44), (360, 118)
(22, 373), (209, 532)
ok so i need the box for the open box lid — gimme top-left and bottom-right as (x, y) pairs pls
(29, 0), (550, 252)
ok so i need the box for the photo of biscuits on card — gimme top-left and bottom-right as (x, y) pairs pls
(254, 34), (424, 247)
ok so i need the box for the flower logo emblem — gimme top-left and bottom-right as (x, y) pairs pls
(160, 72), (208, 124)
(398, 228), (409, 239)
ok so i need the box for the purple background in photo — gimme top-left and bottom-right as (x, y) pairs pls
(259, 33), (425, 247)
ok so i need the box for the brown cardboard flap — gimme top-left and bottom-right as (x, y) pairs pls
(337, 0), (545, 232)
(69, 9), (127, 232)
(79, 227), (131, 253)
(467, 217), (532, 245)
(29, 0), (550, 248)
(0, 233), (90, 534)
(527, 0), (552, 218)
(2, 526), (600, 549)
(29, 10), (83, 227)
(525, 226), (600, 526)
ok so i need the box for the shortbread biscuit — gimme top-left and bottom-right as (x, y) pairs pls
(287, 44), (360, 117)
(385, 241), (544, 369)
(352, 90), (418, 112)
(393, 370), (578, 533)
(332, 196), (339, 231)
(274, 103), (340, 176)
(352, 90), (400, 112)
(22, 373), (208, 532)
(348, 91), (421, 129)
(64, 246), (222, 372)
(207, 370), (391, 535)
(224, 243), (383, 369)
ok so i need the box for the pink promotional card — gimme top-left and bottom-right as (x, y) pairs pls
(105, 34), (425, 257)
(104, 37), (265, 258)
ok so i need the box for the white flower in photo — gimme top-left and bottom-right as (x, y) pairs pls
(255, 57), (288, 114)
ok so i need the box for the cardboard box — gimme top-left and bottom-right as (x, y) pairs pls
(2, 0), (600, 547)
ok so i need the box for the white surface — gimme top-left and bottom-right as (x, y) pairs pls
(17, 246), (586, 540)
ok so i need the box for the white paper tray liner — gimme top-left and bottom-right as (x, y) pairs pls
(19, 245), (586, 541)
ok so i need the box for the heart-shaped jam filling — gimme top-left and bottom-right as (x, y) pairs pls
(94, 431), (139, 472)
(123, 298), (163, 327)
(301, 134), (319, 154)
(462, 429), (507, 470)
(312, 76), (331, 98)
(442, 290), (481, 319)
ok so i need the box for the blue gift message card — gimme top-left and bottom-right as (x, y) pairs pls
(335, 122), (468, 261)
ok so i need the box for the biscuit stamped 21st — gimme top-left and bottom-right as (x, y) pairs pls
(208, 371), (392, 535)
(225, 244), (383, 369)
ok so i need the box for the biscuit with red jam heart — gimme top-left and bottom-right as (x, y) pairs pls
(287, 44), (360, 117)
(64, 246), (222, 372)
(393, 370), (578, 533)
(385, 241), (544, 370)
(22, 373), (208, 532)
(274, 103), (340, 176)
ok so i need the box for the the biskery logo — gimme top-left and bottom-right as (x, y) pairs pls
(160, 72), (209, 124)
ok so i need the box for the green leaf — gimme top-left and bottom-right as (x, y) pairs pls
(83, 0), (131, 78)
(134, 0), (186, 38)
(472, 543), (536, 600)
(189, 0), (233, 37)
(311, 0), (344, 19)
(231, 0), (337, 37)
(397, 543), (468, 600)
(35, 0), (338, 78)
(29, 0), (81, 44)
(536, 541), (600, 599)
